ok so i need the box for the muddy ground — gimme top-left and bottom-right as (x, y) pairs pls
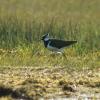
(0, 66), (100, 100)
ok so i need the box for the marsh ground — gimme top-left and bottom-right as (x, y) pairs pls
(0, 65), (100, 100)
(0, 50), (100, 100)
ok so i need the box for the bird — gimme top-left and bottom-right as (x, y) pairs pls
(41, 33), (77, 53)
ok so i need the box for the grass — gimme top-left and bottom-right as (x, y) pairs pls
(0, 0), (100, 50)
(0, 0), (100, 99)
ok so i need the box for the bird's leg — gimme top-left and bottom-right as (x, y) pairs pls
(49, 51), (56, 57)
(62, 52), (67, 58)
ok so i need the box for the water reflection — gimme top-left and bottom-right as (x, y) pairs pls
(40, 93), (100, 100)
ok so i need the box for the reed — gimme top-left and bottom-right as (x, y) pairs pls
(0, 0), (99, 66)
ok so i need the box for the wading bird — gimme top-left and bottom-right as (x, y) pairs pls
(41, 33), (77, 54)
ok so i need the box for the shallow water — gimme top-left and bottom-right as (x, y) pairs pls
(40, 93), (100, 100)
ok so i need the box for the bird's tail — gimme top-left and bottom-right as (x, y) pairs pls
(65, 40), (77, 46)
(70, 41), (77, 44)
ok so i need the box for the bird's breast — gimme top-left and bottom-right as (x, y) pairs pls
(43, 40), (49, 48)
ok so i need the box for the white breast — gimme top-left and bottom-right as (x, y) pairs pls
(44, 37), (49, 41)
(47, 41), (63, 53)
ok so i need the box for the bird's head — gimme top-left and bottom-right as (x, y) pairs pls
(41, 33), (49, 41)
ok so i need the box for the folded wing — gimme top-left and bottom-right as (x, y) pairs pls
(49, 39), (77, 49)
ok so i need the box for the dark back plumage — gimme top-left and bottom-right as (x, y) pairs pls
(49, 39), (77, 49)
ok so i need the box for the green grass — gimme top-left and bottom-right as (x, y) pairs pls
(0, 0), (100, 66)
(0, 0), (100, 48)
(0, 0), (100, 67)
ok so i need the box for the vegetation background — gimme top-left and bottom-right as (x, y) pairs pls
(0, 0), (99, 67)
(0, 0), (100, 99)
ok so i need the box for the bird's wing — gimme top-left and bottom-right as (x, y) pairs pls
(49, 39), (77, 49)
